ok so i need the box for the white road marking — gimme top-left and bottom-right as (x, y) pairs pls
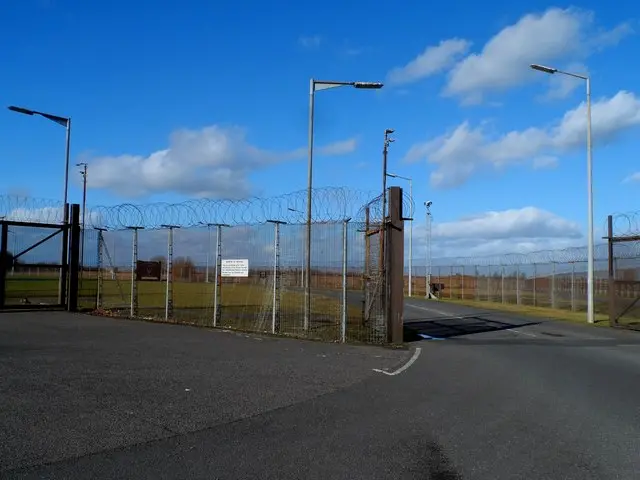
(373, 347), (422, 376)
(508, 329), (539, 337)
(405, 303), (463, 319)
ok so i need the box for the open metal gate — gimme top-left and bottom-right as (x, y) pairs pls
(0, 204), (81, 310)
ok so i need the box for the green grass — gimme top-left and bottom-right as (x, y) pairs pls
(5, 275), (376, 342)
(408, 293), (635, 327)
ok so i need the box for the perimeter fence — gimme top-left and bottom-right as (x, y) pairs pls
(0, 188), (412, 343)
(405, 211), (640, 326)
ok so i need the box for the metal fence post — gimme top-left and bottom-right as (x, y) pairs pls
(501, 265), (505, 304)
(449, 266), (453, 299)
(341, 218), (350, 343)
(95, 228), (107, 309)
(67, 204), (81, 312)
(0, 222), (7, 309)
(162, 224), (180, 321)
(267, 220), (286, 335)
(213, 225), (221, 327)
(475, 265), (479, 300)
(516, 264), (521, 305)
(533, 264), (537, 307)
(461, 266), (465, 300)
(551, 262), (556, 308)
(486, 266), (491, 301)
(126, 226), (143, 317)
(570, 262), (576, 311)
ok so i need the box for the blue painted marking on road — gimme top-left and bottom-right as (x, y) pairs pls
(418, 333), (444, 341)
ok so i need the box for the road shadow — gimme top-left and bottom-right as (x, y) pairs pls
(403, 314), (541, 343)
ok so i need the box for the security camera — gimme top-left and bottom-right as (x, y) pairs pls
(425, 201), (432, 207)
(385, 128), (395, 135)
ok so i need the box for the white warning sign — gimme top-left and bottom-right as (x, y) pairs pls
(221, 259), (249, 277)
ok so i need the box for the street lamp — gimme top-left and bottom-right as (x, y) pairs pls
(387, 173), (413, 296)
(530, 63), (594, 324)
(305, 78), (383, 331)
(424, 201), (433, 298)
(8, 106), (72, 223)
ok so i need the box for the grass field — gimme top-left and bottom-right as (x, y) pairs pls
(413, 290), (639, 327)
(4, 275), (378, 342)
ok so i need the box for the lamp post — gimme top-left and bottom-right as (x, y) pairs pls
(387, 173), (412, 296)
(424, 201), (433, 298)
(8, 106), (72, 223)
(305, 78), (383, 331)
(530, 64), (594, 324)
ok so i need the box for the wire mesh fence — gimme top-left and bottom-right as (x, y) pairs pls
(405, 239), (640, 323)
(77, 219), (386, 343)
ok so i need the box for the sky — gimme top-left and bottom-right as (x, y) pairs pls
(1, 0), (640, 263)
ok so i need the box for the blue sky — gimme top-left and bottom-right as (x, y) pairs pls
(1, 0), (639, 259)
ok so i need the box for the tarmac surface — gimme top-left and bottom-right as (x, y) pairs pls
(2, 303), (640, 479)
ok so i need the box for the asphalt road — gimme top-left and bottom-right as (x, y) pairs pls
(3, 304), (640, 479)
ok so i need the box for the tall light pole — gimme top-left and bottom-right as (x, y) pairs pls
(424, 201), (433, 298)
(305, 78), (383, 331)
(8, 106), (72, 223)
(387, 173), (412, 296)
(77, 162), (88, 277)
(530, 64), (594, 324)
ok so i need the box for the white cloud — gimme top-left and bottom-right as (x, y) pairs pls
(442, 8), (632, 103)
(316, 138), (358, 156)
(86, 125), (357, 199)
(410, 206), (584, 259)
(405, 90), (640, 188)
(532, 156), (558, 169)
(298, 35), (322, 48)
(386, 38), (471, 86)
(623, 172), (640, 183)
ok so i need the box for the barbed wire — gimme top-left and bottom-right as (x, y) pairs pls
(87, 188), (414, 230)
(608, 210), (640, 238)
(0, 195), (65, 224)
(0, 188), (415, 228)
(431, 241), (640, 267)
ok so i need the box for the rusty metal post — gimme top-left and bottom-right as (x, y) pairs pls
(608, 215), (615, 326)
(385, 186), (404, 344)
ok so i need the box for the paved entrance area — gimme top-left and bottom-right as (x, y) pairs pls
(0, 312), (407, 476)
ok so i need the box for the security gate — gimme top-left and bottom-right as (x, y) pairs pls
(0, 204), (81, 310)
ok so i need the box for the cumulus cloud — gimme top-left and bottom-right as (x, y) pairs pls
(405, 90), (640, 188)
(420, 8), (633, 104)
(410, 206), (584, 260)
(386, 38), (471, 86)
(86, 125), (358, 199)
